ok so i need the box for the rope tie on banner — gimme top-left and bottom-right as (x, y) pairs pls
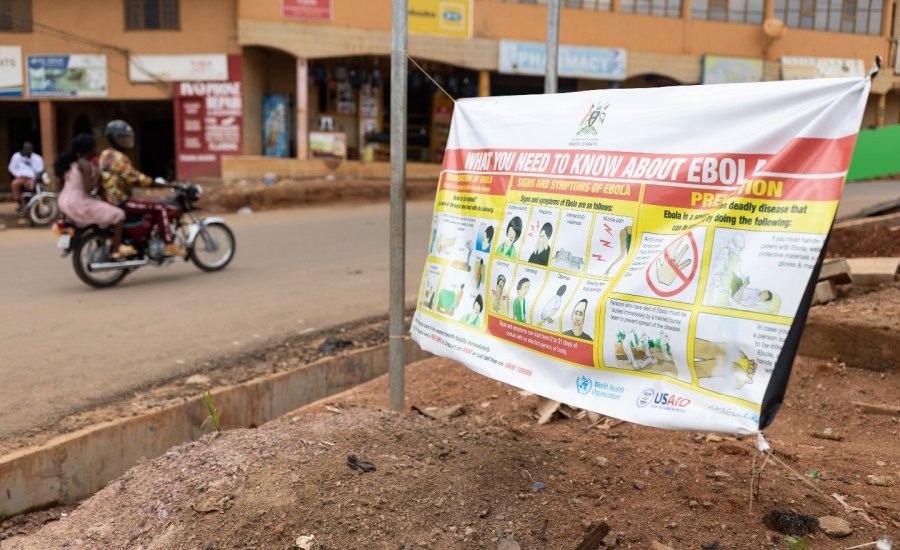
(395, 50), (457, 103)
(867, 55), (882, 80)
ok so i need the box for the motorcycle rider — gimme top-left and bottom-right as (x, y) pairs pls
(98, 120), (185, 257)
(8, 141), (45, 215)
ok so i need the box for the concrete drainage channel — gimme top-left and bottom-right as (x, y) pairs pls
(0, 339), (431, 517)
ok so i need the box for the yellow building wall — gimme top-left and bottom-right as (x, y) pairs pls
(0, 0), (239, 101)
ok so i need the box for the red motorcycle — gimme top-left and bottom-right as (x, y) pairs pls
(54, 180), (235, 288)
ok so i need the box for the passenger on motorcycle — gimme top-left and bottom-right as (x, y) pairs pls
(56, 133), (135, 259)
(99, 120), (185, 257)
(8, 141), (45, 214)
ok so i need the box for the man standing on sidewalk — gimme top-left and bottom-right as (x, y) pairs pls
(8, 141), (44, 213)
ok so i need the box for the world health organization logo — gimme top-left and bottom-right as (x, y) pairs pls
(576, 375), (592, 395)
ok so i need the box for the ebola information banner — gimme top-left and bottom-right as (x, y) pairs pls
(411, 77), (871, 434)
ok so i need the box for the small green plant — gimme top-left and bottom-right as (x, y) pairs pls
(0, 511), (6, 523)
(785, 535), (810, 550)
(200, 391), (221, 442)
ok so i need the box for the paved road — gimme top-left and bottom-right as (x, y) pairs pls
(837, 179), (900, 219)
(0, 201), (433, 439)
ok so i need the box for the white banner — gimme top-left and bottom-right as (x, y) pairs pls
(411, 77), (871, 434)
(0, 46), (23, 96)
(129, 54), (228, 82)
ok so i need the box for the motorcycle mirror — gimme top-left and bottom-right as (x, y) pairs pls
(41, 172), (51, 184)
(153, 177), (167, 185)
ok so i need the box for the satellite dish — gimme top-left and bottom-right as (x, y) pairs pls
(763, 17), (786, 38)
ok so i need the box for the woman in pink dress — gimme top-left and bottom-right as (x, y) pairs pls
(56, 134), (134, 258)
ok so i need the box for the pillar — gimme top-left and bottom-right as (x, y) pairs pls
(875, 93), (886, 127)
(296, 57), (308, 159)
(38, 101), (56, 168)
(478, 70), (490, 97)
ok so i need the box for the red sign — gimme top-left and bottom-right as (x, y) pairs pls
(645, 232), (699, 298)
(282, 0), (332, 20)
(174, 54), (243, 179)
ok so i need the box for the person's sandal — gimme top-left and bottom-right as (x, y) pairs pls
(111, 244), (136, 260)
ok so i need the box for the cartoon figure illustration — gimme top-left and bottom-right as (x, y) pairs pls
(491, 274), (508, 315)
(528, 222), (553, 266)
(436, 284), (465, 315)
(476, 224), (494, 253)
(474, 258), (485, 289)
(562, 298), (592, 341)
(451, 240), (474, 271)
(512, 277), (530, 323)
(537, 285), (567, 328)
(693, 337), (757, 390)
(604, 226), (633, 276)
(459, 295), (484, 328)
(655, 236), (692, 286)
(706, 234), (782, 314)
(497, 216), (522, 259)
(435, 233), (457, 254)
(553, 248), (584, 271)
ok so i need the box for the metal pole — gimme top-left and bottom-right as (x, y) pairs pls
(545, 0), (560, 94)
(389, 0), (408, 411)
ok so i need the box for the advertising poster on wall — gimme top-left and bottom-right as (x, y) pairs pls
(701, 55), (764, 84)
(408, 0), (472, 38)
(129, 54), (228, 83)
(499, 40), (627, 81)
(282, 0), (331, 20)
(263, 95), (289, 158)
(174, 55), (243, 179)
(0, 46), (23, 97)
(412, 75), (872, 434)
(27, 55), (107, 97)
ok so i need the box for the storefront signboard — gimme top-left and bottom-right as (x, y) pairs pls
(408, 0), (472, 38)
(27, 55), (107, 97)
(174, 55), (243, 179)
(499, 40), (626, 81)
(781, 57), (865, 80)
(282, 0), (331, 21)
(129, 54), (228, 83)
(701, 55), (764, 84)
(0, 46), (23, 97)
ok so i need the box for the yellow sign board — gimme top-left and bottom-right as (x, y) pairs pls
(408, 0), (472, 38)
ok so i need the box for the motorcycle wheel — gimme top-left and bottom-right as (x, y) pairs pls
(28, 197), (59, 226)
(188, 222), (235, 272)
(72, 229), (128, 288)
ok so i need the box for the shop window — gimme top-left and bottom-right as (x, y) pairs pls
(0, 0), (31, 32)
(493, 0), (612, 10)
(620, 0), (681, 17)
(775, 0), (881, 34)
(692, 0), (763, 23)
(125, 0), (179, 30)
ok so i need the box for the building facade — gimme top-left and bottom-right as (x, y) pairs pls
(0, 0), (896, 178)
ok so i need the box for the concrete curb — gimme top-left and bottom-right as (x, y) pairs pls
(0, 340), (431, 517)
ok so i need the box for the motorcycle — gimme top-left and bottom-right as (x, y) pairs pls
(54, 179), (236, 288)
(20, 172), (59, 226)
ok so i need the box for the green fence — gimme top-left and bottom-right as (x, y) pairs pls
(847, 124), (900, 181)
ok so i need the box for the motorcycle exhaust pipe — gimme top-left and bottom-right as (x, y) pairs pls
(89, 258), (149, 271)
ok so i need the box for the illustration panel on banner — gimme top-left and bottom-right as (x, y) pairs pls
(495, 205), (529, 261)
(603, 299), (691, 382)
(703, 228), (824, 317)
(521, 207), (560, 267)
(509, 264), (548, 325)
(585, 214), (634, 278)
(693, 314), (789, 402)
(549, 209), (591, 273)
(419, 261), (444, 312)
(533, 272), (578, 331)
(614, 228), (707, 305)
(487, 259), (516, 318)
(561, 278), (606, 342)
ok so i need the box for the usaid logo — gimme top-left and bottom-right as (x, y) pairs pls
(636, 388), (692, 409)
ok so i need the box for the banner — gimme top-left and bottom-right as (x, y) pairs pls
(499, 40), (626, 81)
(411, 76), (871, 434)
(174, 54), (243, 179)
(129, 54), (228, 83)
(408, 0), (472, 38)
(282, 0), (331, 20)
(27, 55), (107, 97)
(701, 55), (764, 84)
(263, 95), (289, 157)
(0, 46), (23, 97)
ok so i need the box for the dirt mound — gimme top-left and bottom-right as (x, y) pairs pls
(6, 357), (898, 549)
(827, 226), (900, 258)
